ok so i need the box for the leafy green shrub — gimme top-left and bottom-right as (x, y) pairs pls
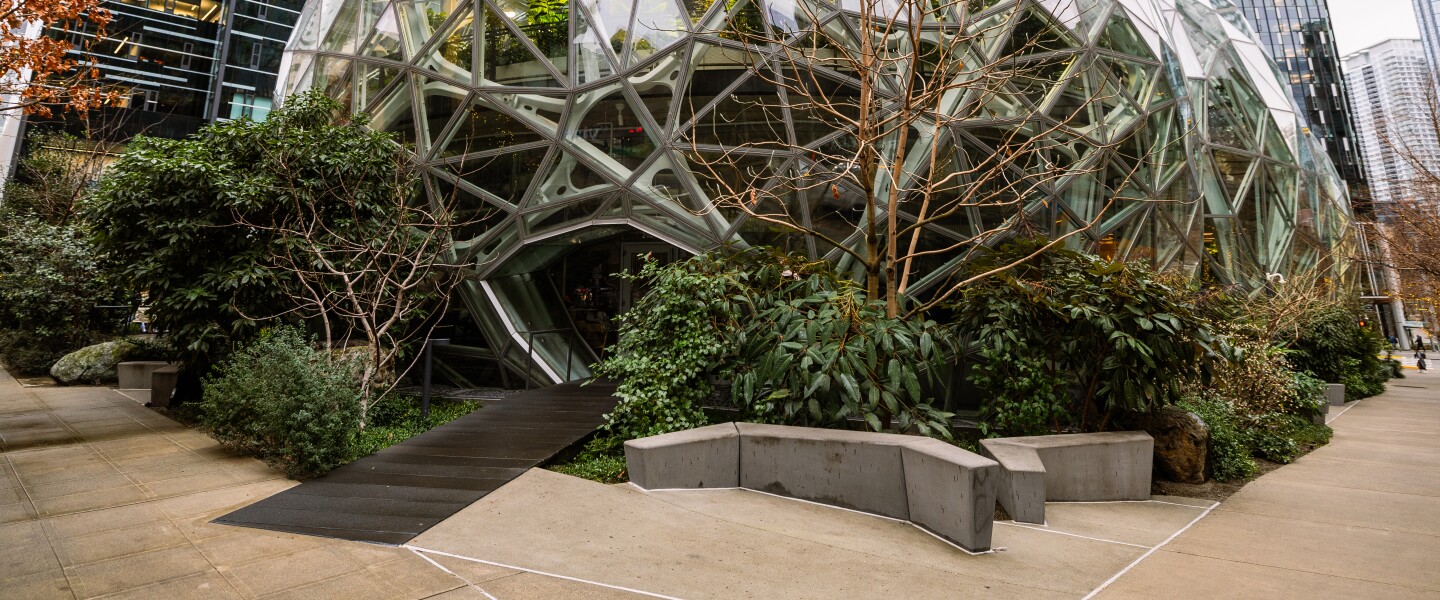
(199, 326), (362, 478)
(0, 220), (126, 375)
(594, 249), (957, 442)
(1241, 413), (1331, 464)
(729, 274), (957, 437)
(1287, 306), (1386, 400)
(969, 348), (1068, 437)
(590, 253), (738, 441)
(1177, 396), (1257, 482)
(951, 239), (1214, 433)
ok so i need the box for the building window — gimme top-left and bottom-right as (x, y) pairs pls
(180, 42), (193, 69)
(256, 2), (268, 19)
(249, 42), (263, 69)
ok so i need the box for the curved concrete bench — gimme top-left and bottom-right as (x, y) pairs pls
(624, 422), (1000, 552)
(980, 431), (1153, 524)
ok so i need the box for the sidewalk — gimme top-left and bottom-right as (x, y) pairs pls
(0, 368), (468, 599)
(1094, 376), (1440, 598)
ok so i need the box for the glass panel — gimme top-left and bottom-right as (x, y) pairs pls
(532, 151), (614, 205)
(628, 49), (684, 132)
(579, 0), (633, 56)
(524, 197), (607, 233)
(312, 56), (351, 96)
(1000, 7), (1078, 58)
(446, 145), (550, 207)
(361, 4), (405, 62)
(395, 0), (464, 58)
(1211, 149), (1253, 204)
(320, 0), (366, 54)
(627, 0), (687, 65)
(1094, 9), (1154, 59)
(565, 90), (659, 171)
(357, 62), (402, 111)
(487, 0), (568, 85)
(688, 73), (785, 146)
(430, 174), (506, 241)
(415, 75), (469, 150)
(438, 96), (544, 159)
(417, 7), (474, 79)
(369, 77), (419, 147)
(573, 2), (618, 84)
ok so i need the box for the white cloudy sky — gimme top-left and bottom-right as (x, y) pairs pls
(1330, 0), (1421, 56)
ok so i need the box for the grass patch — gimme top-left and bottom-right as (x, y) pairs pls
(356, 395), (481, 457)
(548, 436), (629, 484)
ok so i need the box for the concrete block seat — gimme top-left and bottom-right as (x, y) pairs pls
(150, 364), (181, 408)
(980, 431), (1153, 525)
(1326, 383), (1346, 407)
(117, 361), (172, 389)
(625, 422), (1000, 552)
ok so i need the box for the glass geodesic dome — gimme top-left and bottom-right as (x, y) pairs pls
(279, 0), (1355, 384)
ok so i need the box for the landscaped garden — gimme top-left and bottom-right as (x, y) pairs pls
(552, 242), (1390, 494)
(0, 91), (1391, 488)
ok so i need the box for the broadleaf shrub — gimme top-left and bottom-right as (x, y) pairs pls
(1177, 395), (1256, 481)
(1287, 305), (1387, 401)
(593, 249), (957, 443)
(199, 326), (362, 478)
(950, 239), (1213, 433)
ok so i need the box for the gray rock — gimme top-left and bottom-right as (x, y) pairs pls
(1129, 406), (1210, 484)
(50, 340), (141, 385)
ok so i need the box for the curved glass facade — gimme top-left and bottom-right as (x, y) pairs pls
(280, 0), (1356, 384)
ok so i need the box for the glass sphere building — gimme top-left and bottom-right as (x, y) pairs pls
(278, 0), (1356, 385)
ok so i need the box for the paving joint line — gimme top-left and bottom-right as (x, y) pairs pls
(405, 545), (687, 600)
(1080, 500), (1220, 599)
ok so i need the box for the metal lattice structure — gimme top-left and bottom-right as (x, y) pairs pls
(279, 0), (1357, 384)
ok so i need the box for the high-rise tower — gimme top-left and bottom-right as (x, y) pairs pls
(1234, 0), (1367, 188)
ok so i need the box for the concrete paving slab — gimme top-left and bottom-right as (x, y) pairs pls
(1097, 548), (1435, 599)
(1097, 376), (1440, 598)
(1161, 504), (1440, 591)
(1220, 477), (1440, 537)
(1033, 500), (1210, 547)
(414, 469), (1120, 599)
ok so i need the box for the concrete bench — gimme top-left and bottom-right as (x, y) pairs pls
(625, 422), (1000, 552)
(117, 361), (172, 389)
(150, 364), (180, 408)
(980, 431), (1153, 524)
(1326, 383), (1346, 407)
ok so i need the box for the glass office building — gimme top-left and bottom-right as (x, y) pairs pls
(1232, 0), (1364, 188)
(280, 0), (1357, 386)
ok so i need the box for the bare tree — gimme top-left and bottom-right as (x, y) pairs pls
(1354, 68), (1440, 326)
(682, 0), (1170, 318)
(235, 151), (480, 425)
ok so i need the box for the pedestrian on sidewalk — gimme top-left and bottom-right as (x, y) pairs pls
(1419, 351), (1428, 373)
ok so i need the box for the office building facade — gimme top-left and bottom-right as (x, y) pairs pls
(1232, 0), (1366, 188)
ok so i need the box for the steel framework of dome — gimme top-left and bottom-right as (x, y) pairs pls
(279, 0), (1356, 384)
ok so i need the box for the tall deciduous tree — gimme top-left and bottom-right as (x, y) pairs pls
(0, 0), (119, 115)
(685, 0), (1162, 318)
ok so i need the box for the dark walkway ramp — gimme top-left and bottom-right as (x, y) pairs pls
(214, 381), (618, 544)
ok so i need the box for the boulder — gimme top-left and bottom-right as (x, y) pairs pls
(1128, 406), (1210, 484)
(50, 340), (142, 385)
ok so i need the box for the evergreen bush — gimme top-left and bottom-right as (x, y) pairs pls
(199, 326), (362, 478)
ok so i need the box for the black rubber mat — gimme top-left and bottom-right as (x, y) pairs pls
(213, 381), (617, 545)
